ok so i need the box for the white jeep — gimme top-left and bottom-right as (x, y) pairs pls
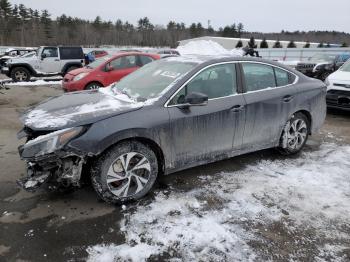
(2, 46), (84, 82)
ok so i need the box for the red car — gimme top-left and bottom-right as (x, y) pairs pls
(63, 52), (160, 92)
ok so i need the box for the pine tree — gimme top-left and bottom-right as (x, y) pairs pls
(304, 41), (310, 48)
(237, 23), (244, 37)
(0, 0), (13, 44)
(236, 40), (243, 48)
(318, 42), (324, 48)
(248, 36), (257, 48)
(341, 42), (349, 47)
(40, 9), (52, 44)
(260, 38), (269, 48)
(287, 40), (296, 48)
(273, 40), (282, 48)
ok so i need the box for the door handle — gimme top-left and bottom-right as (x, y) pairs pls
(283, 95), (294, 102)
(54, 59), (59, 61)
(230, 105), (245, 112)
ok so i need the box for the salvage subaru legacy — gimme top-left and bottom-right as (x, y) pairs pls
(17, 56), (327, 203)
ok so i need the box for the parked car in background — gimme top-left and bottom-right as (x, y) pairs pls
(63, 52), (160, 92)
(0, 47), (36, 70)
(296, 53), (350, 81)
(326, 60), (350, 111)
(88, 50), (108, 59)
(17, 56), (326, 203)
(1, 46), (84, 82)
(157, 49), (180, 56)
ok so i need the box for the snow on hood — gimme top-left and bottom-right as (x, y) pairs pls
(21, 87), (145, 130)
(177, 40), (243, 57)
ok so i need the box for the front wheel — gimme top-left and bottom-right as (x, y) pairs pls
(278, 113), (310, 155)
(11, 67), (31, 82)
(85, 82), (102, 90)
(91, 141), (158, 204)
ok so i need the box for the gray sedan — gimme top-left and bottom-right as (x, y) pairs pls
(17, 55), (327, 203)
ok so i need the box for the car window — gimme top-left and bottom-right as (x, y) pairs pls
(139, 55), (154, 66)
(242, 63), (276, 92)
(274, 67), (290, 86)
(110, 55), (137, 70)
(59, 47), (83, 60)
(42, 47), (58, 58)
(170, 63), (237, 105)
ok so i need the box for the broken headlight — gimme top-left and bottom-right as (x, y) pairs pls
(21, 127), (84, 158)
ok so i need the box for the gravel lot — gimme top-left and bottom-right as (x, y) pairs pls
(0, 82), (349, 261)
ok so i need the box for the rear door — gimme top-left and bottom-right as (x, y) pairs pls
(167, 63), (246, 169)
(105, 55), (139, 85)
(240, 62), (299, 149)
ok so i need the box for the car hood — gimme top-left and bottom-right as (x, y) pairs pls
(20, 89), (143, 131)
(66, 67), (93, 77)
(329, 70), (350, 82)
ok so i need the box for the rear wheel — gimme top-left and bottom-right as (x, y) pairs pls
(11, 67), (31, 82)
(85, 82), (102, 90)
(278, 113), (310, 155)
(91, 141), (158, 204)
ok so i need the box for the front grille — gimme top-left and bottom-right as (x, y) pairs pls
(296, 63), (316, 69)
(334, 83), (350, 88)
(327, 90), (350, 96)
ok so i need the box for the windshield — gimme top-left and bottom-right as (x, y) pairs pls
(340, 60), (350, 72)
(112, 59), (197, 101)
(309, 53), (336, 62)
(86, 55), (112, 69)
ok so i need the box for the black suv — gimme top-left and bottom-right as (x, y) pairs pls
(296, 53), (350, 81)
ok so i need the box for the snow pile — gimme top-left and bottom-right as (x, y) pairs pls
(177, 40), (243, 56)
(5, 80), (62, 86)
(87, 143), (350, 261)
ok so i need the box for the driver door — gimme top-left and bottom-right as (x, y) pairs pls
(39, 47), (61, 73)
(167, 63), (246, 170)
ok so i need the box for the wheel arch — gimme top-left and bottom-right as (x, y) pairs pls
(9, 64), (36, 76)
(85, 81), (104, 89)
(61, 62), (83, 75)
(293, 109), (312, 134)
(109, 137), (165, 175)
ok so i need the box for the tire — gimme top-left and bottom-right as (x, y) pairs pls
(91, 141), (158, 204)
(85, 82), (102, 90)
(11, 67), (31, 82)
(277, 113), (310, 155)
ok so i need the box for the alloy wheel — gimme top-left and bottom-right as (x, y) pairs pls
(106, 152), (151, 198)
(287, 119), (308, 150)
(15, 70), (27, 81)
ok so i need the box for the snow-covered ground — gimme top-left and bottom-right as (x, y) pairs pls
(87, 142), (350, 262)
(4, 79), (62, 86)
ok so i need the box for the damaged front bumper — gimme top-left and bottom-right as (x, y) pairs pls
(17, 126), (87, 191)
(17, 150), (84, 191)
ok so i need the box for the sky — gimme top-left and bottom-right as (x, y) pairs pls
(9, 0), (350, 33)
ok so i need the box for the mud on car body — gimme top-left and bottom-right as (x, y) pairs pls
(17, 56), (327, 203)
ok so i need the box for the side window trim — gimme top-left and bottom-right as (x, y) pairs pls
(240, 61), (298, 93)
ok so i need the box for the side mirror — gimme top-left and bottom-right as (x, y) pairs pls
(105, 63), (113, 72)
(178, 92), (208, 109)
(41, 53), (46, 60)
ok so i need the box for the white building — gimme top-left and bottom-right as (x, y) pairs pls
(178, 36), (320, 49)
